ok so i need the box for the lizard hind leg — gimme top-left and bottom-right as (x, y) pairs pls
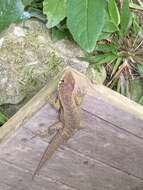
(74, 95), (84, 107)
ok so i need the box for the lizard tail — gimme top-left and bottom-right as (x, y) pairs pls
(32, 127), (74, 179)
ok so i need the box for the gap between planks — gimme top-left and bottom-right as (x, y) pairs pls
(23, 120), (143, 182)
(0, 159), (79, 190)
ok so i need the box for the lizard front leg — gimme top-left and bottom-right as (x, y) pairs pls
(31, 93), (62, 139)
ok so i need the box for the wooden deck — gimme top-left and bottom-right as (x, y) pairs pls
(0, 68), (143, 190)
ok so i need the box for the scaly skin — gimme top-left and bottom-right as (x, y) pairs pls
(32, 71), (81, 179)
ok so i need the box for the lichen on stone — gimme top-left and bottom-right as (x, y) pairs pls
(0, 19), (88, 116)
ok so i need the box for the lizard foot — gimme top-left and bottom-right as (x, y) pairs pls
(31, 122), (63, 139)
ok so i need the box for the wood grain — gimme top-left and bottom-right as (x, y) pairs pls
(1, 67), (143, 190)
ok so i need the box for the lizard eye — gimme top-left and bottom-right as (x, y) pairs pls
(60, 79), (64, 83)
(59, 79), (64, 85)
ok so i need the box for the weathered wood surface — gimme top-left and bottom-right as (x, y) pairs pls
(83, 86), (143, 139)
(0, 68), (143, 190)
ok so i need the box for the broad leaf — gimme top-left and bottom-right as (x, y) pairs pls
(108, 0), (120, 26)
(120, 0), (131, 36)
(67, 0), (106, 52)
(103, 20), (119, 33)
(43, 0), (66, 28)
(103, 8), (119, 33)
(98, 32), (111, 40)
(0, 0), (24, 31)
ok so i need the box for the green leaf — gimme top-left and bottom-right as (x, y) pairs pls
(95, 43), (118, 53)
(111, 57), (122, 77)
(0, 0), (24, 31)
(132, 13), (142, 35)
(96, 53), (118, 66)
(98, 32), (111, 40)
(0, 112), (7, 125)
(43, 0), (66, 28)
(103, 20), (119, 33)
(67, 0), (106, 52)
(139, 96), (143, 105)
(103, 10), (119, 33)
(108, 0), (120, 26)
(80, 53), (118, 65)
(120, 0), (131, 36)
(51, 27), (69, 42)
(137, 64), (143, 76)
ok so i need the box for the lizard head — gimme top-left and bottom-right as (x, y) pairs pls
(58, 71), (75, 94)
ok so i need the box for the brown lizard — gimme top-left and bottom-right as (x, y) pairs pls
(32, 71), (82, 179)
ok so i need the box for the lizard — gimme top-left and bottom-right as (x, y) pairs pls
(32, 70), (83, 179)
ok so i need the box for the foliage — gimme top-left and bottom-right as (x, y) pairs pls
(0, 0), (44, 32)
(67, 0), (106, 52)
(0, 111), (7, 126)
(0, 0), (24, 31)
(43, 0), (106, 52)
(0, 0), (142, 52)
(80, 0), (143, 104)
(43, 0), (66, 28)
(0, 0), (143, 123)
(44, 0), (143, 103)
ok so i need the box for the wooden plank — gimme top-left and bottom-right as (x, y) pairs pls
(19, 98), (143, 180)
(0, 183), (12, 190)
(1, 67), (143, 189)
(23, 103), (59, 135)
(82, 86), (143, 139)
(0, 70), (62, 143)
(21, 103), (143, 180)
(1, 67), (143, 143)
(66, 110), (143, 180)
(0, 160), (76, 190)
(0, 114), (143, 190)
(36, 147), (143, 190)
